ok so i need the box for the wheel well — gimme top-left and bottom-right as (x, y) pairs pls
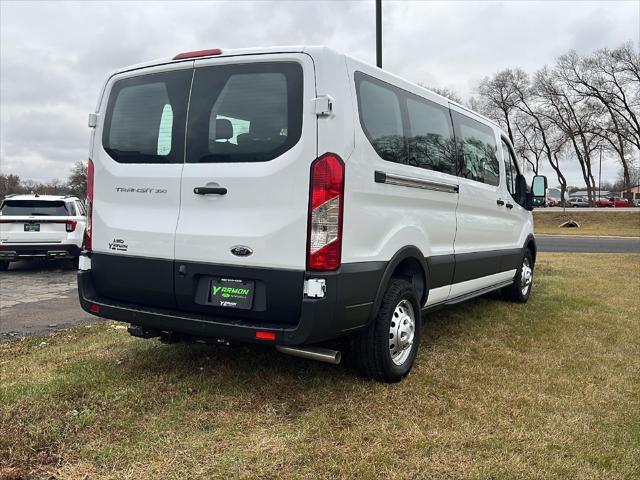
(390, 257), (426, 305)
(526, 239), (537, 265)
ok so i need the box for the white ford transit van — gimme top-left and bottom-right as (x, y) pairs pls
(78, 46), (547, 382)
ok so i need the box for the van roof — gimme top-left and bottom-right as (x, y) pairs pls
(110, 45), (501, 131)
(111, 45), (309, 76)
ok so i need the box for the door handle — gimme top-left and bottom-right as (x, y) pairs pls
(496, 199), (505, 206)
(194, 186), (227, 195)
(506, 203), (514, 209)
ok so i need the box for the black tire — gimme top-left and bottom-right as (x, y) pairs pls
(502, 249), (534, 303)
(352, 279), (421, 383)
(0, 261), (9, 271)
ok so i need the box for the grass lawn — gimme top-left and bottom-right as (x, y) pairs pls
(1, 253), (639, 479)
(534, 210), (640, 236)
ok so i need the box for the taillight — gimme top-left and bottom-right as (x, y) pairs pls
(66, 220), (77, 232)
(85, 158), (94, 251)
(307, 153), (345, 271)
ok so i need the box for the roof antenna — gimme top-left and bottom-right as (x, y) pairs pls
(376, 0), (382, 68)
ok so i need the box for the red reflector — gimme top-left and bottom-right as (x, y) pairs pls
(89, 304), (100, 313)
(173, 48), (222, 60)
(255, 331), (276, 341)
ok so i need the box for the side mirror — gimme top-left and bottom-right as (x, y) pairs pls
(527, 175), (547, 210)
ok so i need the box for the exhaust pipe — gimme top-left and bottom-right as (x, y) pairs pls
(275, 345), (341, 365)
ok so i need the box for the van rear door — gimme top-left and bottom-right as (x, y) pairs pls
(173, 54), (316, 322)
(91, 63), (193, 308)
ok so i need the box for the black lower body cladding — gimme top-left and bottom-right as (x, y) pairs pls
(80, 253), (386, 345)
(79, 247), (528, 346)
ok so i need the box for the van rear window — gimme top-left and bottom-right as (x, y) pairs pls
(102, 63), (303, 164)
(0, 200), (69, 216)
(102, 69), (192, 164)
(186, 62), (303, 163)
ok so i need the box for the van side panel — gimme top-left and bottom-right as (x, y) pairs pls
(342, 58), (459, 306)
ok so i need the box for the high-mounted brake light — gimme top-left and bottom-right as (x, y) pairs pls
(307, 153), (345, 271)
(172, 48), (222, 60)
(84, 158), (94, 251)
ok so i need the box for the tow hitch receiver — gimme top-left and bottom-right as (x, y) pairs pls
(127, 324), (159, 339)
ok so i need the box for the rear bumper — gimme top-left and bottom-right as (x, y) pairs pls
(0, 244), (81, 260)
(77, 260), (384, 346)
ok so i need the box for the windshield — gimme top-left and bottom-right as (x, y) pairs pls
(0, 200), (69, 216)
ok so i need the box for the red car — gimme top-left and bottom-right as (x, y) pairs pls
(596, 197), (630, 208)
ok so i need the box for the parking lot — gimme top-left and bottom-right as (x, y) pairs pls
(0, 260), (94, 339)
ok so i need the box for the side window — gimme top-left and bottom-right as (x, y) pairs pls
(355, 73), (405, 164)
(76, 201), (86, 216)
(501, 139), (519, 197)
(452, 112), (500, 186)
(103, 70), (192, 164)
(406, 96), (456, 175)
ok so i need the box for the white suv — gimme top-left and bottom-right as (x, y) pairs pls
(0, 194), (86, 270)
(78, 46), (546, 382)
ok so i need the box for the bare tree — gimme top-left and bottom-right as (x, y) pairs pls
(476, 69), (529, 144)
(0, 174), (24, 198)
(67, 160), (88, 199)
(534, 66), (601, 204)
(513, 116), (543, 174)
(556, 48), (639, 197)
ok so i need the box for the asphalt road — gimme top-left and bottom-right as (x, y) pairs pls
(0, 259), (94, 340)
(536, 235), (640, 253)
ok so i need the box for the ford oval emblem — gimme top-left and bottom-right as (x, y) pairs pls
(231, 246), (253, 257)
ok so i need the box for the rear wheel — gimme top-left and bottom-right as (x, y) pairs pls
(502, 250), (534, 303)
(353, 279), (421, 383)
(0, 261), (9, 271)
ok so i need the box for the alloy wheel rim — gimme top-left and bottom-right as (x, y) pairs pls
(521, 258), (533, 296)
(389, 299), (416, 366)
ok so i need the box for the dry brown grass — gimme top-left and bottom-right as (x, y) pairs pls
(534, 210), (640, 236)
(1, 253), (639, 479)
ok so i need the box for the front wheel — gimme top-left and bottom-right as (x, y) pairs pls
(502, 250), (534, 303)
(352, 279), (421, 383)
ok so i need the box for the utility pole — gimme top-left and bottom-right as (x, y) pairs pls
(598, 145), (602, 201)
(376, 0), (382, 68)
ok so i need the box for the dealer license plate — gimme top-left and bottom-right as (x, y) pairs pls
(209, 278), (254, 309)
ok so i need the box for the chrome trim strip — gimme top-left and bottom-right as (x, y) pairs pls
(374, 171), (459, 193)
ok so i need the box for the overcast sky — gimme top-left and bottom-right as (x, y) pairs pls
(1, 0), (638, 187)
